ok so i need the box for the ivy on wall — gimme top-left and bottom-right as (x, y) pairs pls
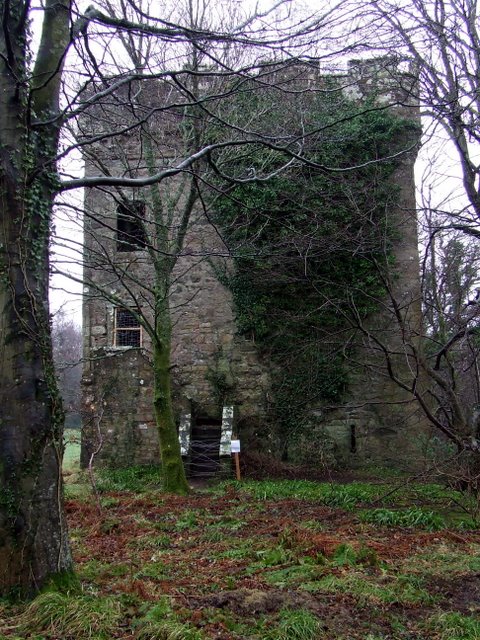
(211, 82), (420, 460)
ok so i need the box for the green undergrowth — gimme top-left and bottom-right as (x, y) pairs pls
(136, 598), (203, 640)
(95, 465), (163, 493)
(63, 464), (164, 500)
(361, 506), (446, 530)
(302, 572), (435, 606)
(64, 480), (92, 501)
(250, 537), (441, 610)
(3, 593), (204, 640)
(215, 479), (380, 504)
(214, 479), (478, 528)
(400, 543), (480, 576)
(269, 608), (324, 640)
(16, 591), (124, 639)
(7, 476), (478, 640)
(426, 612), (480, 640)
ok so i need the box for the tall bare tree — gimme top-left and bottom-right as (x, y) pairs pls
(323, 0), (480, 469)
(0, 0), (355, 593)
(0, 0), (75, 595)
(65, 0), (388, 493)
(356, 0), (479, 225)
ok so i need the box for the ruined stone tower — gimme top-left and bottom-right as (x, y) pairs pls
(81, 59), (428, 473)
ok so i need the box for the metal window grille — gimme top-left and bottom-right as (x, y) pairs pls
(114, 308), (142, 347)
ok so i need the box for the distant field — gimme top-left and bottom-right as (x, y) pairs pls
(63, 428), (81, 472)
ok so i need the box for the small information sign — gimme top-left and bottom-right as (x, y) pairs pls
(231, 439), (241, 453)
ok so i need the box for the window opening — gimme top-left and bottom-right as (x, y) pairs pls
(350, 424), (357, 453)
(114, 308), (142, 347)
(117, 200), (147, 252)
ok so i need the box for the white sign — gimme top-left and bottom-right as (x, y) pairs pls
(231, 439), (241, 453)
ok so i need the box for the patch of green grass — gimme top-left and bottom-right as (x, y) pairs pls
(79, 559), (131, 581)
(36, 570), (82, 598)
(299, 519), (325, 532)
(455, 517), (480, 530)
(100, 517), (121, 534)
(374, 482), (479, 525)
(107, 563), (131, 578)
(361, 506), (446, 530)
(64, 482), (91, 500)
(136, 598), (204, 640)
(174, 510), (200, 531)
(387, 482), (460, 504)
(96, 465), (163, 493)
(200, 608), (271, 638)
(331, 543), (358, 566)
(63, 429), (81, 472)
(264, 562), (322, 588)
(268, 608), (324, 640)
(134, 562), (170, 580)
(427, 612), (480, 639)
(207, 515), (247, 533)
(263, 543), (382, 589)
(322, 484), (376, 509)
(200, 528), (224, 543)
(79, 559), (104, 581)
(301, 572), (435, 606)
(216, 479), (380, 507)
(255, 545), (296, 567)
(100, 496), (120, 509)
(215, 478), (480, 529)
(328, 543), (380, 568)
(144, 534), (172, 549)
(130, 532), (173, 551)
(138, 616), (203, 639)
(400, 544), (480, 576)
(18, 592), (123, 639)
(215, 543), (257, 561)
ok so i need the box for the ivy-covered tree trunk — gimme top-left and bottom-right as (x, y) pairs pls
(0, 186), (72, 594)
(0, 0), (73, 595)
(152, 296), (189, 495)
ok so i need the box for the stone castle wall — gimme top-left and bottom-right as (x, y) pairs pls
(81, 176), (270, 467)
(318, 156), (428, 469)
(81, 59), (429, 471)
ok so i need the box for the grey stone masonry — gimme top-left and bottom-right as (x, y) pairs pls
(81, 58), (429, 472)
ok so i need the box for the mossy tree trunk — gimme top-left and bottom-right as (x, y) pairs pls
(0, 0), (73, 595)
(143, 125), (192, 495)
(152, 294), (189, 495)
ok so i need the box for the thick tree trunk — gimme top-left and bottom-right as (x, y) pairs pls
(0, 181), (72, 596)
(152, 301), (189, 495)
(0, 0), (73, 595)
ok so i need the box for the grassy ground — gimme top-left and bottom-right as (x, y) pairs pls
(1, 466), (479, 639)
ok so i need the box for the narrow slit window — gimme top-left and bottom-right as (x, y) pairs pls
(117, 200), (147, 252)
(114, 308), (142, 347)
(350, 424), (357, 453)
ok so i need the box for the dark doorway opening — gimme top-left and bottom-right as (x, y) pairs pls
(188, 416), (222, 478)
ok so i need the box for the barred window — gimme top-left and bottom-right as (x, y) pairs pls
(117, 200), (147, 252)
(114, 308), (142, 348)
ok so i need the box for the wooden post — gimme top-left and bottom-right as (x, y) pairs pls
(233, 452), (241, 481)
(231, 438), (241, 481)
